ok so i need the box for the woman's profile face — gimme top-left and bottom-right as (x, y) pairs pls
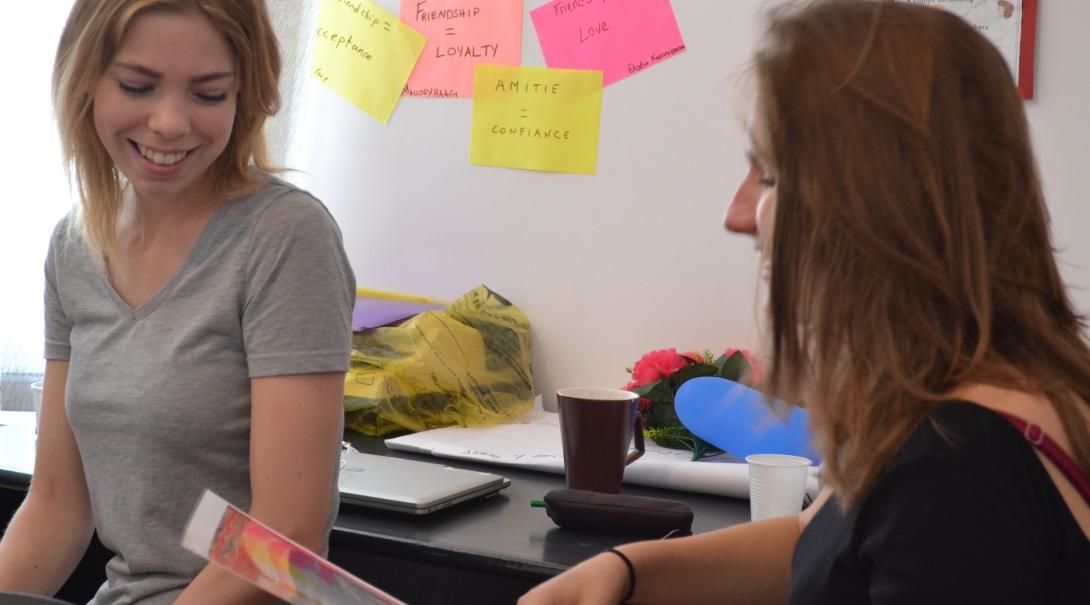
(725, 101), (777, 251)
(92, 7), (238, 205)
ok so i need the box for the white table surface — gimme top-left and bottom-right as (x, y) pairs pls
(0, 411), (36, 477)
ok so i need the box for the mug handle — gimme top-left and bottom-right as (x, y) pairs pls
(625, 415), (645, 466)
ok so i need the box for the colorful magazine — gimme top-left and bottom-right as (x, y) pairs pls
(182, 490), (407, 605)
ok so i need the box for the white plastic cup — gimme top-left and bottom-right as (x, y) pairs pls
(746, 453), (812, 521)
(31, 382), (43, 435)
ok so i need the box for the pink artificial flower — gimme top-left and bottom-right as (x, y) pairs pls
(724, 347), (765, 384)
(630, 348), (690, 387)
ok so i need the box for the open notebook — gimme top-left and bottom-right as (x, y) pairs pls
(338, 449), (510, 515)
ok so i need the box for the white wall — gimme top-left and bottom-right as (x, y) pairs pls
(1023, 1), (1090, 320)
(292, 1), (1090, 410)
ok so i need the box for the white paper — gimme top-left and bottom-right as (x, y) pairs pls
(180, 489), (228, 557)
(0, 419), (36, 477)
(385, 400), (821, 499)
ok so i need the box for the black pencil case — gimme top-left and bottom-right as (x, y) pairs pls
(543, 489), (693, 537)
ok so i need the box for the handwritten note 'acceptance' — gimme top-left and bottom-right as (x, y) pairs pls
(401, 0), (523, 98)
(530, 0), (686, 87)
(314, 0), (426, 123)
(470, 65), (603, 175)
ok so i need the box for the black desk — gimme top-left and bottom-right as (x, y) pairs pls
(331, 432), (750, 603)
(0, 419), (750, 604)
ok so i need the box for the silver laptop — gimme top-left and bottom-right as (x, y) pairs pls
(338, 450), (510, 515)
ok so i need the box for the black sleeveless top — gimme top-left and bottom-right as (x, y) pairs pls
(789, 401), (1090, 604)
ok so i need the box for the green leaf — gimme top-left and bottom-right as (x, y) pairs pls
(639, 380), (675, 405)
(690, 435), (724, 460)
(716, 351), (752, 384)
(691, 440), (708, 461)
(647, 398), (680, 427)
(669, 363), (717, 389)
(645, 425), (695, 450)
(630, 380), (663, 398)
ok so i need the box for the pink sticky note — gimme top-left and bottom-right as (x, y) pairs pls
(530, 0), (685, 87)
(401, 0), (523, 98)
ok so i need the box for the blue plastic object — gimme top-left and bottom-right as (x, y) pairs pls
(675, 377), (821, 464)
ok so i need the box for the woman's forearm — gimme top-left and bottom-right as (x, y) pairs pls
(620, 514), (800, 605)
(0, 491), (95, 596)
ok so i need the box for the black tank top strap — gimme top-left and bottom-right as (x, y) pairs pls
(998, 412), (1090, 508)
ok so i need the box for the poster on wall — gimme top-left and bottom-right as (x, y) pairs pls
(895, 0), (1038, 99)
(400, 0), (524, 98)
(469, 65), (603, 175)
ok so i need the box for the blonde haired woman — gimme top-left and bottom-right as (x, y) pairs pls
(521, 1), (1090, 603)
(0, 1), (355, 603)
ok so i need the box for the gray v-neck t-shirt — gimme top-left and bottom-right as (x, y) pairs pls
(44, 178), (355, 604)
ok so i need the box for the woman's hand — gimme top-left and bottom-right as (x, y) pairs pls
(518, 551), (630, 605)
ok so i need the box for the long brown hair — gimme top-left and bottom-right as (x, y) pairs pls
(755, 0), (1090, 506)
(52, 0), (281, 263)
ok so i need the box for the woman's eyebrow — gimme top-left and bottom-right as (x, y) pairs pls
(191, 71), (236, 84)
(112, 62), (236, 83)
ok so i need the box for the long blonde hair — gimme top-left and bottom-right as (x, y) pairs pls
(52, 0), (281, 263)
(756, 0), (1090, 506)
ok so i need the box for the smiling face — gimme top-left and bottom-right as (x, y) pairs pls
(92, 7), (238, 206)
(724, 100), (777, 252)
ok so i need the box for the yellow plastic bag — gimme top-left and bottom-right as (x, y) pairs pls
(344, 285), (535, 436)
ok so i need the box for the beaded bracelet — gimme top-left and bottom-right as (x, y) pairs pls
(607, 548), (636, 603)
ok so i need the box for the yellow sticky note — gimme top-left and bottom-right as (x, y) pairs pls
(315, 0), (427, 124)
(470, 65), (603, 175)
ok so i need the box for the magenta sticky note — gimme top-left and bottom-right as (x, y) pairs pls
(530, 0), (686, 87)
